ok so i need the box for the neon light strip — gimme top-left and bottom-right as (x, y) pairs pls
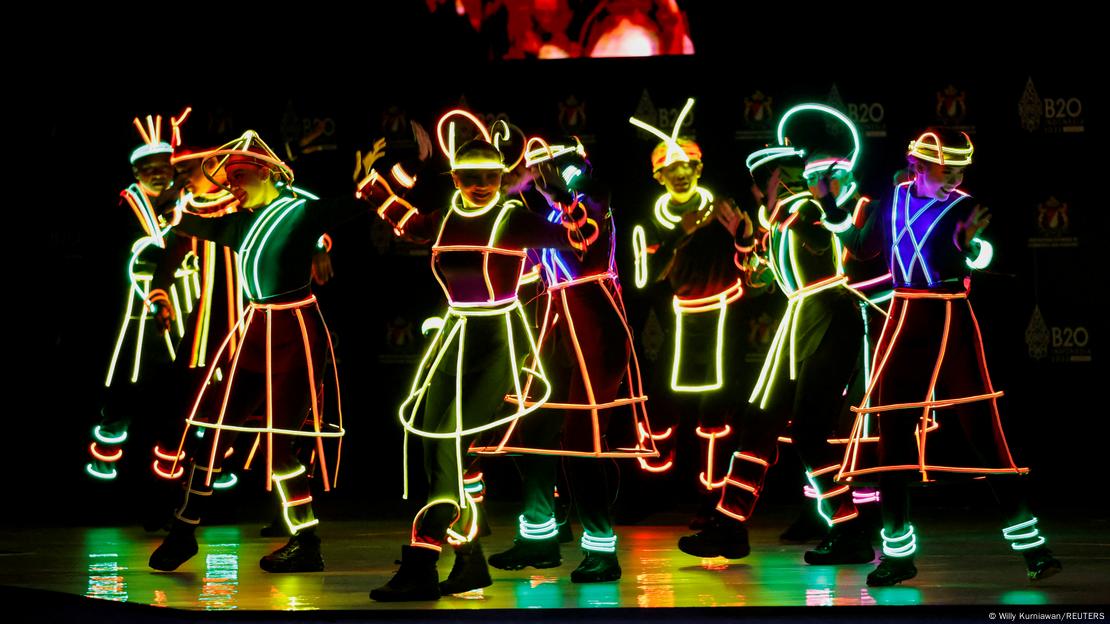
(696, 426), (732, 489)
(908, 132), (973, 166)
(966, 236), (993, 269)
(213, 473), (238, 490)
(446, 492), (481, 546)
(776, 103), (861, 172)
(581, 532), (617, 553)
(519, 515), (559, 540)
(94, 426), (127, 444)
(881, 525), (916, 557)
(85, 464), (117, 480)
(629, 97), (696, 170)
(89, 443), (122, 462)
(273, 466), (318, 534)
(152, 461), (184, 480)
(853, 491), (881, 504)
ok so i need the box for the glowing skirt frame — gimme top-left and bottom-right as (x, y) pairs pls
(399, 299), (553, 507)
(837, 290), (1027, 483)
(472, 272), (657, 459)
(171, 295), (344, 492)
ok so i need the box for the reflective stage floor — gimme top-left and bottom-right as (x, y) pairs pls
(1, 507), (1106, 621)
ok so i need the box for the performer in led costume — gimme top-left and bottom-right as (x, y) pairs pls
(87, 113), (200, 484)
(148, 131), (348, 574)
(829, 128), (1062, 586)
(678, 104), (884, 564)
(627, 99), (759, 526)
(151, 113), (335, 510)
(361, 111), (601, 602)
(469, 137), (657, 583)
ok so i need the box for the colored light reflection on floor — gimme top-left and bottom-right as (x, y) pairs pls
(0, 518), (1098, 610)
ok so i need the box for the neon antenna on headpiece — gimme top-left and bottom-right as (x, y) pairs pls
(491, 120), (528, 171)
(130, 113), (174, 164)
(436, 109), (507, 171)
(629, 97), (696, 171)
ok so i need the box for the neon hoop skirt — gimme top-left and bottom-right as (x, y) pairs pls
(172, 295), (344, 491)
(471, 273), (656, 459)
(837, 289), (1027, 483)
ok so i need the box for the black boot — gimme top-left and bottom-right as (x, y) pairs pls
(866, 556), (917, 586)
(1024, 546), (1063, 581)
(259, 530), (324, 573)
(779, 506), (830, 544)
(149, 521), (199, 571)
(571, 551), (621, 583)
(488, 537), (561, 570)
(370, 545), (442, 602)
(439, 540), (493, 595)
(677, 514), (750, 559)
(804, 525), (875, 565)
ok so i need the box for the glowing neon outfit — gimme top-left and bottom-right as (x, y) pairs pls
(714, 104), (886, 530)
(468, 140), (656, 579)
(628, 100), (756, 501)
(834, 181), (1025, 482)
(153, 133), (350, 555)
(88, 114), (198, 483)
(827, 131), (1058, 586)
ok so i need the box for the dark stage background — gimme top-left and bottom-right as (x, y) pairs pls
(11, 6), (1105, 529)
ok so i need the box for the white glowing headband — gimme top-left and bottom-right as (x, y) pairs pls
(907, 131), (974, 166)
(130, 142), (174, 164)
(629, 97), (696, 171)
(745, 146), (806, 172)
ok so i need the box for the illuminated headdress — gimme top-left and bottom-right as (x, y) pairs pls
(436, 109), (522, 171)
(907, 130), (974, 166)
(129, 113), (174, 164)
(201, 130), (294, 193)
(629, 97), (700, 172)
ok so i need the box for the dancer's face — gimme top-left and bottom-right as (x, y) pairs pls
(225, 162), (277, 209)
(654, 159), (702, 202)
(132, 155), (174, 195)
(453, 168), (503, 206)
(913, 160), (966, 201)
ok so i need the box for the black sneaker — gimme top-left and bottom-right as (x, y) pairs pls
(571, 552), (621, 583)
(804, 526), (875, 565)
(440, 540), (493, 595)
(488, 538), (561, 570)
(149, 524), (199, 571)
(677, 515), (750, 559)
(866, 556), (917, 586)
(1023, 547), (1063, 581)
(259, 531), (324, 573)
(371, 545), (441, 602)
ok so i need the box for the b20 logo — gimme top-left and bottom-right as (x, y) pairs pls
(847, 103), (885, 124)
(1044, 98), (1082, 119)
(1051, 326), (1089, 348)
(658, 107), (694, 130)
